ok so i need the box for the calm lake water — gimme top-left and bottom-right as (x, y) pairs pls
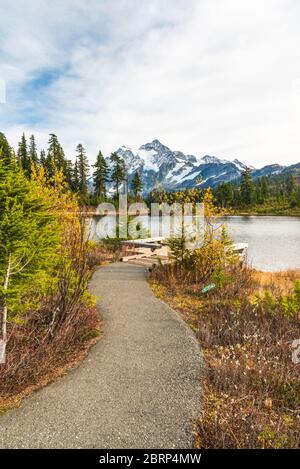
(87, 215), (300, 272)
(219, 216), (300, 272)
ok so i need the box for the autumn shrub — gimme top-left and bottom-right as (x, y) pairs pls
(151, 258), (300, 448)
(151, 202), (300, 448)
(255, 281), (300, 318)
(0, 166), (101, 401)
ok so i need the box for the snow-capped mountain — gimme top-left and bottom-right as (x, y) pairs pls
(109, 139), (294, 194)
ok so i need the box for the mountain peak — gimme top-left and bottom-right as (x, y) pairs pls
(112, 140), (287, 194)
(201, 155), (222, 165)
(140, 139), (170, 153)
(232, 158), (252, 171)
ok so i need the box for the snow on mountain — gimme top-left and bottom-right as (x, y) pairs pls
(232, 158), (254, 171)
(110, 140), (288, 194)
(252, 164), (285, 179)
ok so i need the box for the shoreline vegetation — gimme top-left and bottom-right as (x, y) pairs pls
(150, 267), (300, 448)
(225, 207), (300, 217)
(148, 200), (300, 448)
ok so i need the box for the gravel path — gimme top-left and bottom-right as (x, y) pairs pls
(0, 263), (204, 449)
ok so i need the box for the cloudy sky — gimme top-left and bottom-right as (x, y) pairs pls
(0, 0), (300, 167)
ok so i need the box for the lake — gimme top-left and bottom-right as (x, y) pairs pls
(219, 216), (300, 272)
(87, 214), (300, 272)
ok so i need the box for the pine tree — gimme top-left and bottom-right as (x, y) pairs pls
(73, 158), (80, 192)
(28, 134), (39, 170)
(46, 134), (67, 180)
(0, 132), (13, 166)
(17, 133), (30, 176)
(76, 144), (90, 196)
(93, 151), (109, 199)
(130, 171), (143, 201)
(214, 182), (233, 208)
(261, 176), (268, 200)
(110, 152), (125, 199)
(0, 157), (59, 362)
(240, 168), (254, 206)
(285, 174), (296, 195)
(40, 150), (46, 168)
(65, 159), (75, 190)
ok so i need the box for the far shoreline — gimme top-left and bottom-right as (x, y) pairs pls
(222, 212), (300, 217)
(83, 210), (300, 218)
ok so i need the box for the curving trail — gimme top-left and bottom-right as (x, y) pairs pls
(0, 263), (203, 449)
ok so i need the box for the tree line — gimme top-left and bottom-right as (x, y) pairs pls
(2, 130), (298, 212)
(214, 167), (300, 210)
(149, 167), (300, 213)
(0, 132), (144, 205)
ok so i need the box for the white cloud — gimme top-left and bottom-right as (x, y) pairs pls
(0, 0), (300, 167)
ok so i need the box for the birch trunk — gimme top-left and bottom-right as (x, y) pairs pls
(0, 252), (11, 364)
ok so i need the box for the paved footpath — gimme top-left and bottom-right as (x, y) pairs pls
(0, 263), (204, 449)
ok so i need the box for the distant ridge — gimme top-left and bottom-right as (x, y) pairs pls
(105, 139), (297, 193)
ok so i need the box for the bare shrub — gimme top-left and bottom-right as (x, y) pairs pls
(0, 304), (100, 398)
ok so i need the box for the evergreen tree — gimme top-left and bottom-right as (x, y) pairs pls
(214, 182), (234, 208)
(76, 144), (90, 196)
(261, 176), (269, 200)
(285, 174), (296, 195)
(17, 133), (30, 176)
(130, 171), (143, 201)
(73, 158), (80, 192)
(93, 151), (109, 199)
(110, 152), (126, 199)
(28, 134), (39, 169)
(40, 150), (47, 168)
(46, 134), (67, 179)
(0, 132), (13, 165)
(0, 156), (59, 362)
(65, 159), (75, 190)
(240, 168), (254, 206)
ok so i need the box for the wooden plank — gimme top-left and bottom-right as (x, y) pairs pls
(120, 241), (162, 250)
(121, 252), (157, 263)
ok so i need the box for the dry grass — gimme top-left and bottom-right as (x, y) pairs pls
(253, 269), (300, 294)
(0, 305), (101, 412)
(0, 303), (101, 410)
(150, 264), (300, 448)
(86, 241), (135, 267)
